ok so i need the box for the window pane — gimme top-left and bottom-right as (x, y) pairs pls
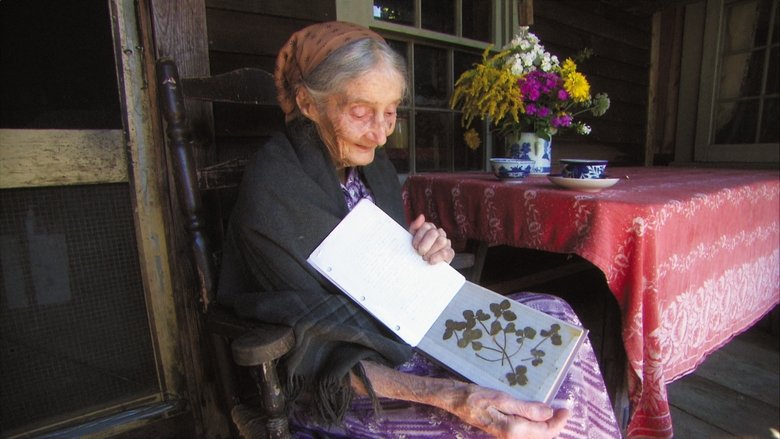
(373, 0), (414, 26)
(773, 2), (779, 44)
(0, 1), (121, 129)
(454, 118), (486, 171)
(760, 97), (779, 142)
(421, 0), (455, 35)
(714, 99), (760, 143)
(723, 0), (771, 51)
(453, 50), (485, 170)
(386, 39), (409, 79)
(414, 45), (449, 108)
(386, 111), (410, 173)
(415, 111), (452, 171)
(766, 45), (779, 94)
(718, 51), (764, 98)
(454, 50), (481, 83)
(462, 0), (492, 41)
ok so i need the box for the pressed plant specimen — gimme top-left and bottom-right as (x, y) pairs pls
(442, 299), (564, 387)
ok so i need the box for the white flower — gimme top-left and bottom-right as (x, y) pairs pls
(502, 27), (560, 76)
(576, 124), (592, 135)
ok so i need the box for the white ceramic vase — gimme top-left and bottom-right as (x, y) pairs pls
(509, 132), (552, 175)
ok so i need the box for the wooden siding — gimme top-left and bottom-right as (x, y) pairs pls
(200, 0), (656, 166)
(202, 0), (335, 164)
(205, 0), (336, 78)
(533, 0), (653, 165)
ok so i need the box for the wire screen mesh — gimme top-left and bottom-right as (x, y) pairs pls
(0, 183), (158, 432)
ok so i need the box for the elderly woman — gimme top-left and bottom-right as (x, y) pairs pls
(217, 21), (621, 439)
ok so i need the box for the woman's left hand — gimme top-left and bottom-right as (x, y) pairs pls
(409, 214), (455, 265)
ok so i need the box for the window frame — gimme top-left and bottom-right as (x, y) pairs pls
(688, 0), (780, 164)
(336, 0), (518, 174)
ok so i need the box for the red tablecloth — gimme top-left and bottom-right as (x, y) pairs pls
(403, 167), (779, 438)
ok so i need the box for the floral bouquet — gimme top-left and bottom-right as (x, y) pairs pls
(450, 27), (610, 143)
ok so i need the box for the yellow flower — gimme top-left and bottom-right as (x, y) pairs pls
(463, 128), (482, 150)
(450, 36), (609, 139)
(561, 58), (577, 76)
(450, 48), (523, 129)
(563, 71), (590, 103)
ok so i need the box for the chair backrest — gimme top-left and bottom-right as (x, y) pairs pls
(155, 58), (280, 310)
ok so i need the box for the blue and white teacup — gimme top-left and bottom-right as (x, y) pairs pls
(489, 158), (534, 180)
(560, 159), (608, 179)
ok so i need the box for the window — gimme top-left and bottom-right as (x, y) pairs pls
(339, 0), (516, 173)
(693, 0), (779, 163)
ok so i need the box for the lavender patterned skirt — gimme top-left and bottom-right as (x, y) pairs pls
(290, 292), (622, 438)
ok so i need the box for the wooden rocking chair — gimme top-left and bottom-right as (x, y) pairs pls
(156, 57), (294, 439)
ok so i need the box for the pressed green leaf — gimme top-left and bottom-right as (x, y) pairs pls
(476, 310), (491, 321)
(490, 321), (502, 335)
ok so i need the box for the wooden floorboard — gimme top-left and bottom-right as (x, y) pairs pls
(668, 326), (780, 439)
(670, 405), (731, 439)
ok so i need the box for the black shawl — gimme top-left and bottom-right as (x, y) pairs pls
(217, 119), (413, 422)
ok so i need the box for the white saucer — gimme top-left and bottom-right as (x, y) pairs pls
(547, 175), (620, 192)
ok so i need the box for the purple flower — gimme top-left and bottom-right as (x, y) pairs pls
(551, 113), (573, 128)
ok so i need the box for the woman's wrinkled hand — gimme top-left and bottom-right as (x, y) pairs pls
(448, 383), (570, 439)
(408, 214), (455, 265)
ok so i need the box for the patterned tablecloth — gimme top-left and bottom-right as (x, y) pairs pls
(402, 166), (779, 438)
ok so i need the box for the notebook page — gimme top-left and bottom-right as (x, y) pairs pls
(307, 199), (465, 346)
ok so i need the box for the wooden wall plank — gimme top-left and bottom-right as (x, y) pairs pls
(206, 0), (336, 21)
(531, 0), (652, 164)
(535, 0), (651, 49)
(532, 20), (649, 68)
(0, 129), (126, 188)
(206, 9), (310, 56)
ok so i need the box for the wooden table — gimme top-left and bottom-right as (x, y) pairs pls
(403, 167), (779, 438)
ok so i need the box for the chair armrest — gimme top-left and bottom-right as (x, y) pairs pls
(206, 306), (295, 367)
(231, 325), (295, 367)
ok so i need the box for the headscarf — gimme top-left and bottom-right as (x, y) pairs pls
(274, 21), (386, 121)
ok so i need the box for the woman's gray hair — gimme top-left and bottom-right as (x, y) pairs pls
(301, 38), (408, 108)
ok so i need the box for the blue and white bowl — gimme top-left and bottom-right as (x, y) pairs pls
(560, 159), (609, 179)
(490, 158), (534, 180)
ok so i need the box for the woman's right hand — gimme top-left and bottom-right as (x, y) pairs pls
(446, 382), (570, 439)
(354, 361), (570, 439)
